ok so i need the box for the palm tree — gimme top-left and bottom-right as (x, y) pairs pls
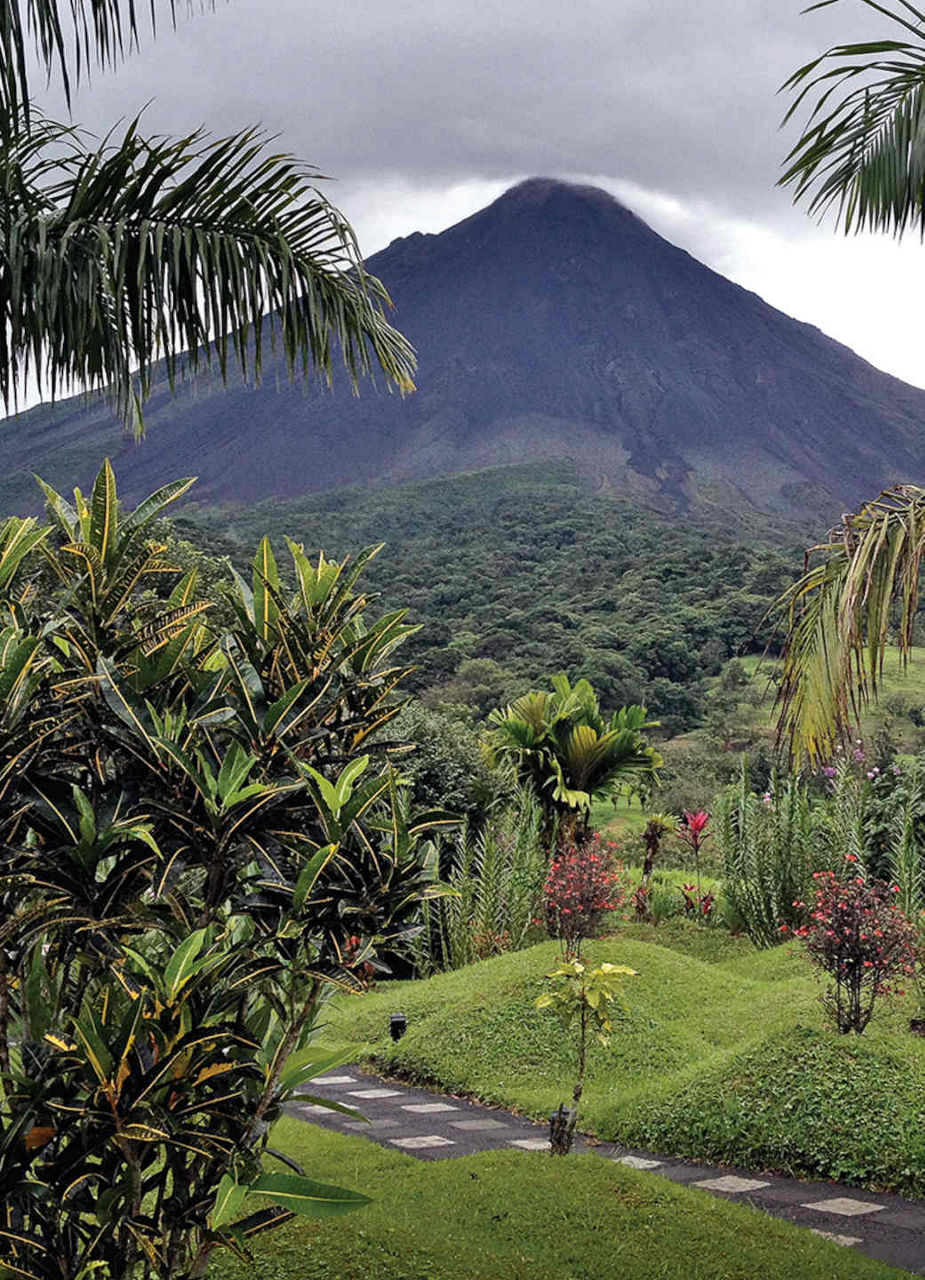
(485, 674), (661, 844)
(780, 0), (925, 237)
(0, 3), (415, 431)
(773, 484), (925, 764)
(775, 3), (925, 761)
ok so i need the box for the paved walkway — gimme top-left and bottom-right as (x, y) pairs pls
(290, 1065), (925, 1276)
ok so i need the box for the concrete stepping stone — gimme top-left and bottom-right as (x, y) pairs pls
(450, 1119), (509, 1132)
(694, 1175), (771, 1194)
(390, 1134), (456, 1150)
(811, 1229), (863, 1247)
(344, 1117), (401, 1130)
(347, 1088), (403, 1099)
(801, 1198), (885, 1217)
(509, 1138), (549, 1150)
(308, 1075), (355, 1085)
(401, 1102), (458, 1113)
(618, 1155), (662, 1170)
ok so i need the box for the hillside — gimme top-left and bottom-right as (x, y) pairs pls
(178, 460), (801, 731)
(326, 925), (925, 1198)
(3, 178), (925, 518)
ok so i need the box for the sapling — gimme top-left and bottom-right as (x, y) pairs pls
(535, 960), (637, 1154)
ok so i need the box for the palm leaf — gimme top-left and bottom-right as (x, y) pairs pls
(0, 2), (210, 121)
(774, 483), (925, 762)
(780, 0), (925, 235)
(2, 112), (416, 429)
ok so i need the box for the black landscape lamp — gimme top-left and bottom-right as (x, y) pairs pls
(389, 1012), (407, 1042)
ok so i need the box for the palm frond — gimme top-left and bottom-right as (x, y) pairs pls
(780, 0), (925, 234)
(1, 112), (416, 429)
(0, 2), (209, 121)
(774, 483), (925, 763)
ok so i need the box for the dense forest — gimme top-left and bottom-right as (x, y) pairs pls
(177, 460), (805, 732)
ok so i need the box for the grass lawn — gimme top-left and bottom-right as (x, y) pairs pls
(325, 922), (925, 1197)
(212, 1119), (907, 1280)
(591, 790), (649, 840)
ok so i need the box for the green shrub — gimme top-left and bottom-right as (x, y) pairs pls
(622, 1025), (925, 1196)
(411, 790), (545, 972)
(715, 766), (829, 947)
(0, 465), (443, 1280)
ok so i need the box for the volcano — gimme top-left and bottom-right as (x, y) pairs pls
(3, 176), (925, 518)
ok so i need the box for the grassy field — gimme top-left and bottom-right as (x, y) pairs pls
(212, 1119), (907, 1280)
(325, 922), (925, 1197)
(590, 791), (649, 840)
(722, 647), (925, 745)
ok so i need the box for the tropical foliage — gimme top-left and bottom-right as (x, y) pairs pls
(0, 1), (414, 428)
(781, 0), (925, 238)
(715, 768), (829, 947)
(485, 674), (661, 839)
(536, 959), (637, 1154)
(179, 460), (799, 735)
(411, 792), (545, 974)
(0, 462), (446, 1280)
(773, 484), (925, 763)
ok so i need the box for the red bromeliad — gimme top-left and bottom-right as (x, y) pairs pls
(677, 810), (711, 908)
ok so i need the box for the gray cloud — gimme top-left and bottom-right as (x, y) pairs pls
(56, 0), (878, 223)
(35, 0), (925, 388)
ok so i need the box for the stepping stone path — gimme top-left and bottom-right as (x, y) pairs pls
(291, 1067), (925, 1275)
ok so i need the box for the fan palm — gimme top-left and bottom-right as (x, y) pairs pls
(773, 484), (925, 764)
(780, 0), (925, 237)
(0, 3), (415, 429)
(485, 674), (661, 842)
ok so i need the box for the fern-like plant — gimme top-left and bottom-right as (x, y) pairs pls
(716, 764), (829, 948)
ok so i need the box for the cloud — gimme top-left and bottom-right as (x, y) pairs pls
(34, 0), (925, 390)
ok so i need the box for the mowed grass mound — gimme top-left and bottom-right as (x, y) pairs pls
(327, 923), (925, 1196)
(212, 1119), (907, 1280)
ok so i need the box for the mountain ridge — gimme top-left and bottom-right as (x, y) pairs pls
(1, 176), (924, 519)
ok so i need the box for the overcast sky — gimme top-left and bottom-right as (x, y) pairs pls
(45, 0), (925, 388)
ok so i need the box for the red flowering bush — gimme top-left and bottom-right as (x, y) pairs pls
(544, 835), (625, 958)
(788, 869), (916, 1034)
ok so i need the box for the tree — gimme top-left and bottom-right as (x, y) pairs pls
(0, 3), (414, 430)
(781, 0), (925, 237)
(484, 674), (661, 842)
(773, 484), (925, 763)
(0, 462), (447, 1279)
(776, 1), (925, 761)
(536, 959), (637, 1155)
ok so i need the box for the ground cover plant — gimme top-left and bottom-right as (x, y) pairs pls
(0, 464), (446, 1279)
(211, 1119), (906, 1280)
(326, 924), (925, 1196)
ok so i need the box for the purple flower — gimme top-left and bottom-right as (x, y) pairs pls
(853, 748), (866, 764)
(822, 766), (837, 779)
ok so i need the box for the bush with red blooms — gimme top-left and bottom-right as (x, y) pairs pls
(786, 863), (916, 1034)
(544, 835), (625, 958)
